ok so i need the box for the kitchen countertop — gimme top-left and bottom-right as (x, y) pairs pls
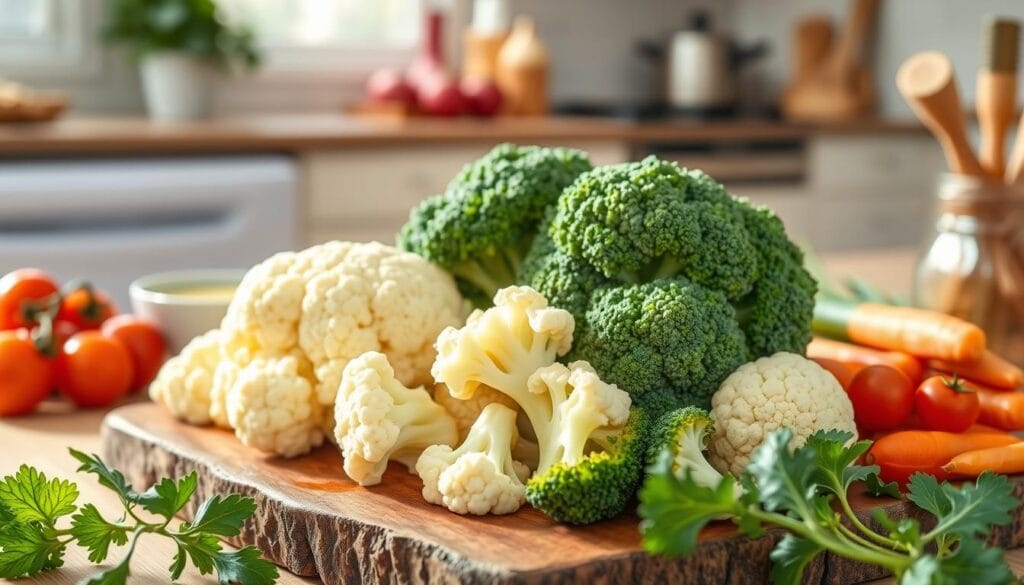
(3, 248), (1016, 585)
(0, 114), (925, 156)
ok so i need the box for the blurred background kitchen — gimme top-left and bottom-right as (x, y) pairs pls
(0, 0), (1021, 310)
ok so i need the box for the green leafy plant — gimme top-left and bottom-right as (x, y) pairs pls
(0, 449), (278, 584)
(639, 428), (1019, 584)
(103, 0), (260, 68)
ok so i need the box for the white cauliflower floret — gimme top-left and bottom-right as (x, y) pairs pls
(149, 330), (222, 425)
(222, 242), (355, 355)
(334, 352), (458, 486)
(300, 242), (464, 406)
(433, 383), (518, 440)
(708, 352), (857, 477)
(226, 354), (324, 458)
(416, 403), (530, 515)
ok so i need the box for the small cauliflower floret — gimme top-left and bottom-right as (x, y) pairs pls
(416, 403), (530, 515)
(299, 242), (464, 407)
(647, 407), (725, 489)
(708, 352), (857, 477)
(333, 352), (458, 486)
(149, 330), (222, 425)
(226, 354), (324, 458)
(432, 383), (518, 440)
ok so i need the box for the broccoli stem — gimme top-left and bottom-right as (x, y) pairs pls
(451, 246), (524, 300)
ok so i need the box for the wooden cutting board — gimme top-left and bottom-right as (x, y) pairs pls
(100, 403), (1024, 585)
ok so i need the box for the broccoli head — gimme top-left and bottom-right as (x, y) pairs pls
(525, 406), (648, 525)
(398, 144), (592, 305)
(572, 278), (747, 408)
(520, 211), (610, 317)
(550, 157), (760, 300)
(645, 407), (725, 489)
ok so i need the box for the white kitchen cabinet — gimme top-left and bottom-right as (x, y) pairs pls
(302, 141), (629, 245)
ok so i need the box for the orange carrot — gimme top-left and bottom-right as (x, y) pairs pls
(976, 387), (1024, 431)
(930, 350), (1024, 390)
(810, 357), (856, 390)
(867, 429), (1020, 484)
(808, 338), (925, 385)
(943, 442), (1024, 476)
(814, 298), (986, 362)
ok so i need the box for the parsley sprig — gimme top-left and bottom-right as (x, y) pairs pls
(639, 429), (1019, 584)
(0, 448), (278, 584)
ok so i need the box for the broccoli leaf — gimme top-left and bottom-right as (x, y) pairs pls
(186, 494), (256, 537)
(638, 455), (741, 557)
(0, 521), (65, 578)
(769, 534), (824, 584)
(0, 465), (78, 527)
(70, 504), (130, 564)
(135, 473), (198, 520)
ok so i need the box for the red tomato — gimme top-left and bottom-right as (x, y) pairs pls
(812, 357), (855, 390)
(58, 287), (118, 331)
(57, 331), (133, 408)
(0, 269), (58, 330)
(0, 329), (53, 416)
(915, 375), (980, 433)
(101, 315), (166, 391)
(847, 365), (915, 432)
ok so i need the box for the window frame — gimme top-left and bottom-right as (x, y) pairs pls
(0, 0), (101, 79)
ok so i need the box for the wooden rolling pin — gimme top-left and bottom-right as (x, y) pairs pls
(897, 51), (985, 177)
(977, 18), (1020, 177)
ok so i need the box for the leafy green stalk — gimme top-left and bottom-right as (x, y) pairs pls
(0, 449), (277, 585)
(639, 429), (1018, 584)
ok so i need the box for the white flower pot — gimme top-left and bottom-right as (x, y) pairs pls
(139, 53), (215, 121)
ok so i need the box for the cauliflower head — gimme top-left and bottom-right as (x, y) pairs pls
(300, 241), (464, 407)
(708, 352), (857, 477)
(416, 403), (530, 515)
(149, 329), (222, 425)
(334, 351), (458, 486)
(225, 353), (324, 458)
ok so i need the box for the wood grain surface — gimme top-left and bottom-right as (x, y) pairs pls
(101, 402), (1024, 585)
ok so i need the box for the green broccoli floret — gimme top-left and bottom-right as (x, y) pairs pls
(520, 211), (610, 317)
(572, 278), (747, 407)
(630, 387), (685, 419)
(398, 144), (592, 305)
(525, 407), (649, 525)
(645, 407), (724, 489)
(550, 157), (760, 300)
(733, 203), (817, 357)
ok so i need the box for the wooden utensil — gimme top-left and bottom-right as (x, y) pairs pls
(897, 51), (985, 176)
(977, 18), (1020, 177)
(780, 0), (879, 121)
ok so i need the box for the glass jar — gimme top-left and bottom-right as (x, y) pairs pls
(913, 174), (1024, 364)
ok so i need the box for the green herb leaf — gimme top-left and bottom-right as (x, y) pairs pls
(0, 465), (78, 527)
(872, 509), (921, 549)
(638, 456), (741, 557)
(78, 553), (131, 585)
(901, 554), (940, 585)
(187, 494), (256, 537)
(136, 473), (198, 520)
(745, 428), (815, 513)
(70, 504), (130, 564)
(911, 472), (1017, 540)
(178, 532), (221, 575)
(864, 472), (901, 498)
(212, 546), (279, 585)
(938, 537), (1015, 585)
(770, 534), (824, 584)
(0, 521), (65, 578)
(69, 450), (136, 504)
(169, 543), (188, 581)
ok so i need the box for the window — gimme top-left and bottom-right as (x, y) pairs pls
(0, 0), (98, 78)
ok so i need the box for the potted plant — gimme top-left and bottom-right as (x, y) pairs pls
(103, 0), (260, 121)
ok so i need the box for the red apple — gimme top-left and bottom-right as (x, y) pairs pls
(366, 68), (416, 105)
(460, 77), (503, 117)
(417, 75), (465, 116)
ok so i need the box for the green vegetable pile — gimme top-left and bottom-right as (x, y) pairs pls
(0, 449), (277, 584)
(640, 428), (1018, 584)
(400, 146), (816, 409)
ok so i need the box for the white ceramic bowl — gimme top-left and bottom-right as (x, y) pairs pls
(130, 270), (245, 354)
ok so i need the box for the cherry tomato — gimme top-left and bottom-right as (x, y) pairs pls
(812, 357), (856, 390)
(847, 365), (915, 432)
(101, 315), (166, 391)
(0, 269), (58, 330)
(0, 329), (53, 416)
(57, 331), (133, 408)
(58, 287), (118, 331)
(915, 375), (980, 433)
